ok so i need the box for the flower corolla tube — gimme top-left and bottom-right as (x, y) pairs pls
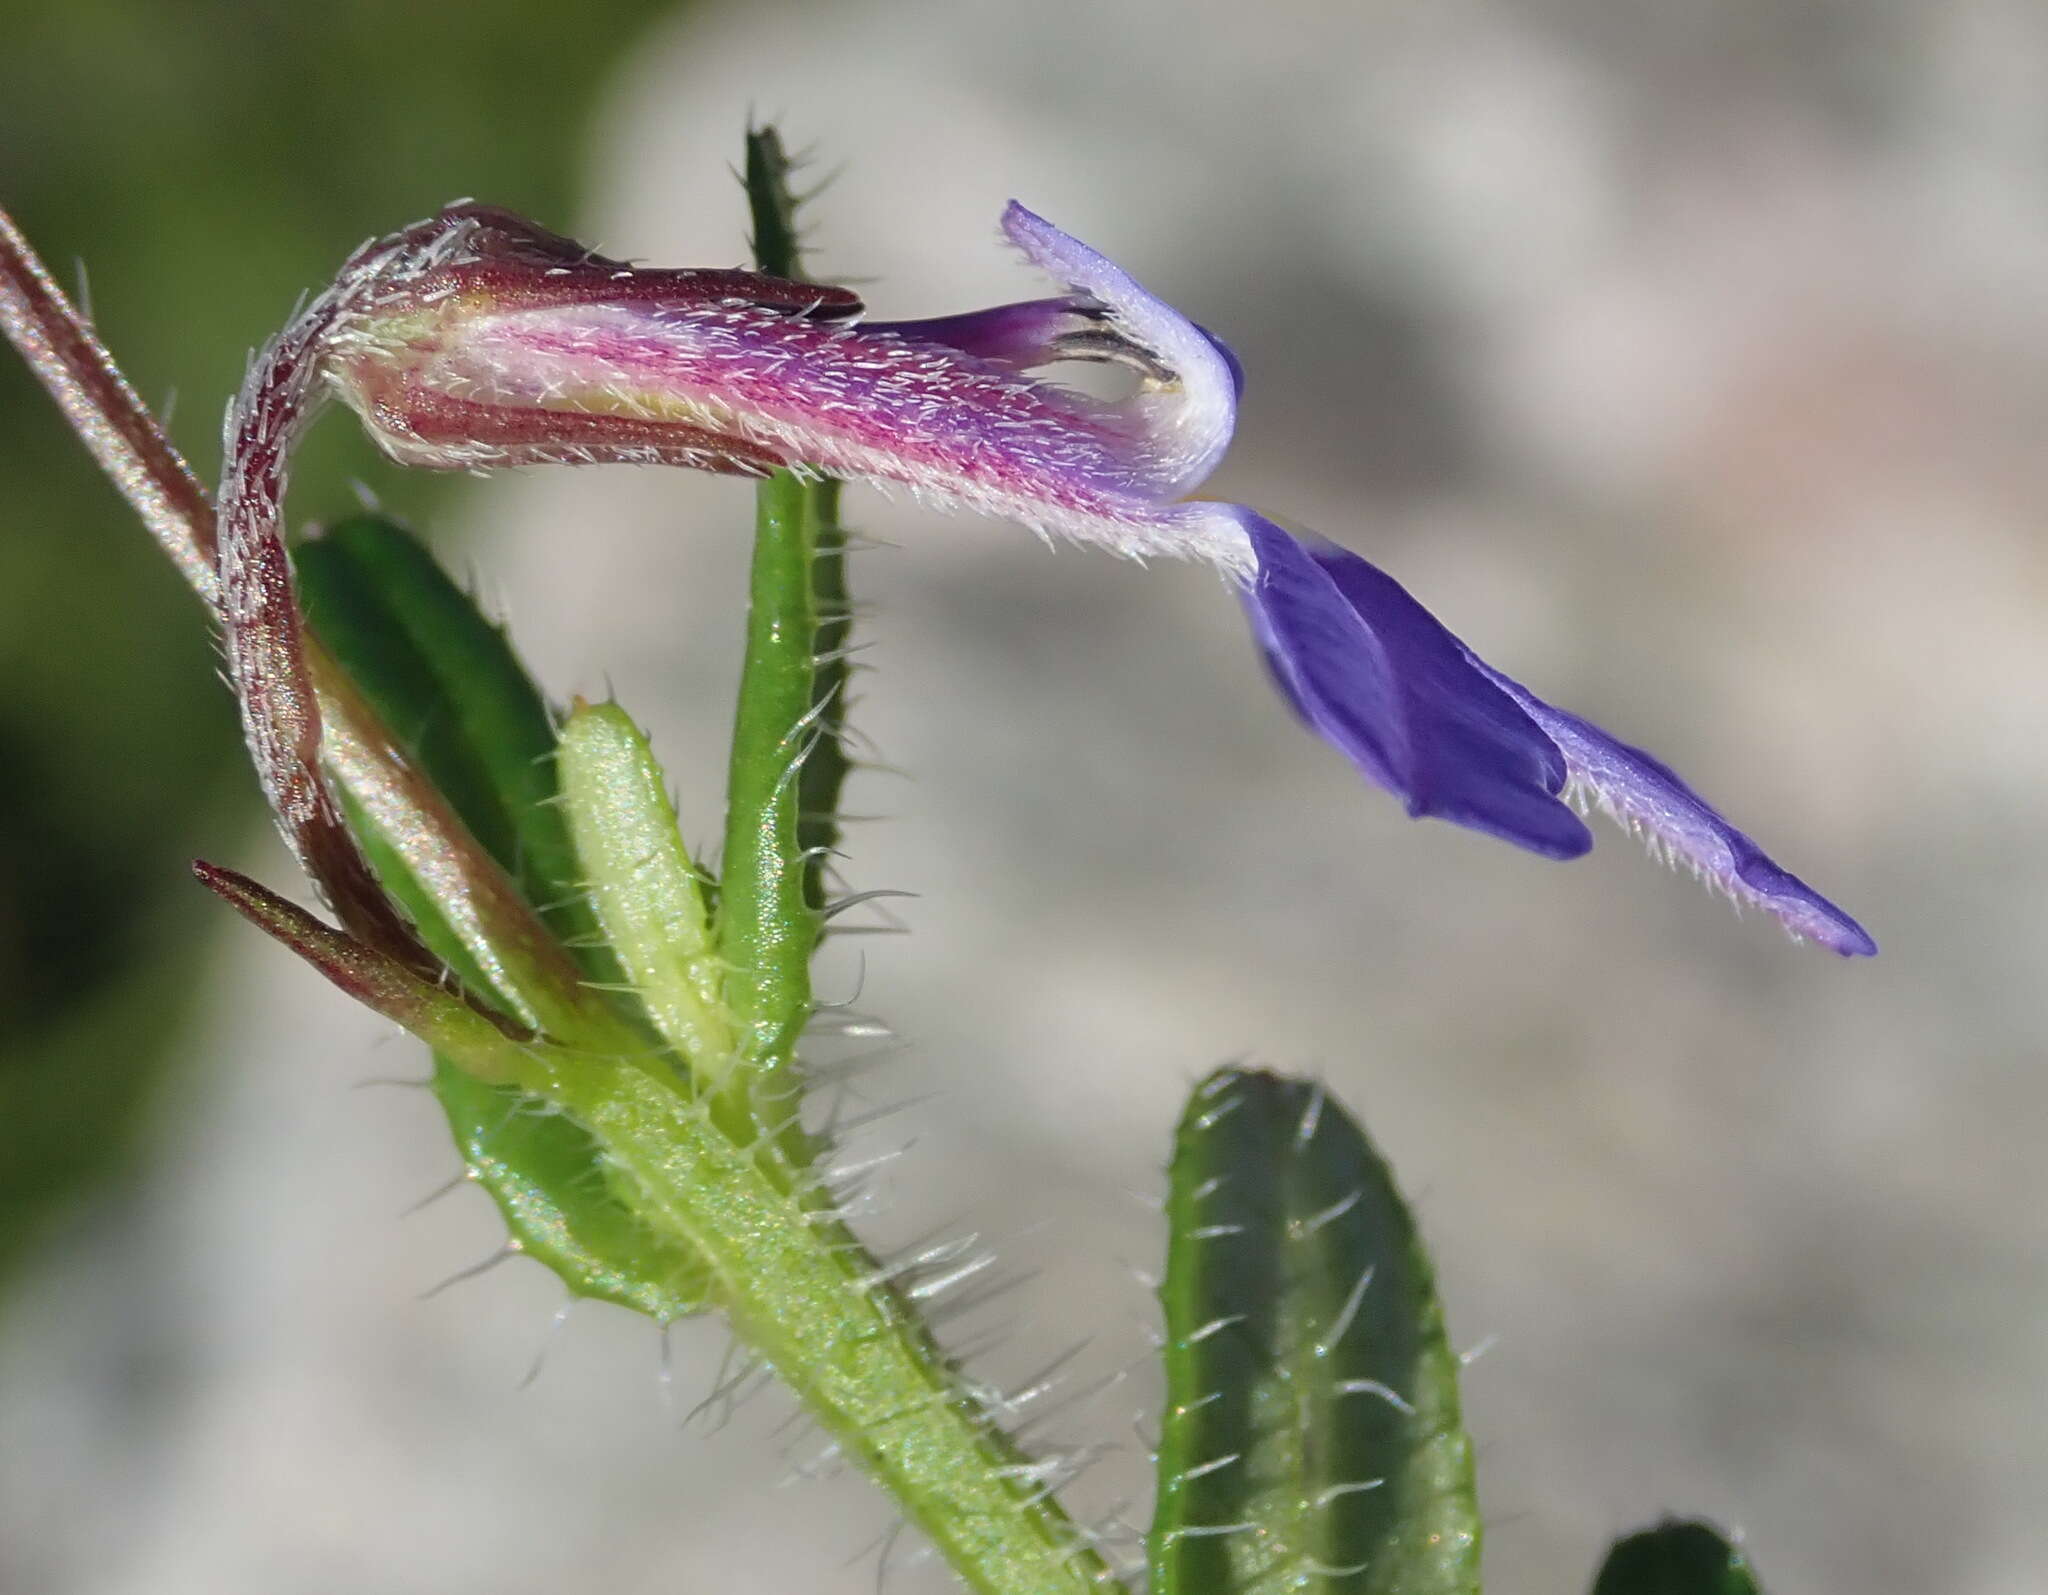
(232, 199), (1872, 956)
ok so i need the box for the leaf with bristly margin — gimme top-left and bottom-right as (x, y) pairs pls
(295, 515), (711, 1320)
(1151, 1067), (1481, 1595)
(433, 1061), (712, 1317)
(296, 516), (609, 966)
(1591, 1519), (1765, 1595)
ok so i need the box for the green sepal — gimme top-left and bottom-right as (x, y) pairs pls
(716, 131), (857, 1141)
(558, 701), (737, 1085)
(1150, 1067), (1482, 1595)
(1591, 1520), (1765, 1595)
(742, 127), (854, 916)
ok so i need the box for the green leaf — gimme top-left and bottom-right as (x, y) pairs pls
(1151, 1067), (1481, 1595)
(296, 515), (606, 967)
(294, 514), (712, 1320)
(1591, 1520), (1765, 1595)
(434, 1060), (713, 1318)
(202, 854), (711, 1325)
(296, 518), (630, 1042)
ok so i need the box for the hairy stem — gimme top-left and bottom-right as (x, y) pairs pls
(0, 205), (218, 599)
(534, 1050), (1117, 1595)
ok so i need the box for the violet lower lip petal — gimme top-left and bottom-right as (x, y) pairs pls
(285, 197), (1873, 955)
(1233, 519), (1874, 955)
(1233, 514), (1594, 862)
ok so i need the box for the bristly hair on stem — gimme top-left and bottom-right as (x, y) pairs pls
(745, 124), (809, 284)
(713, 126), (862, 1145)
(744, 122), (857, 920)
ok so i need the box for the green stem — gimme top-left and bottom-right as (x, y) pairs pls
(206, 856), (1116, 1593)
(568, 693), (1117, 1593)
(702, 125), (1117, 1593)
(532, 1049), (1117, 1595)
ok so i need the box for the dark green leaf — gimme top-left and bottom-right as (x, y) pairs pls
(297, 515), (710, 1319)
(1591, 1519), (1765, 1595)
(296, 516), (605, 964)
(1151, 1067), (1481, 1595)
(714, 123), (854, 1151)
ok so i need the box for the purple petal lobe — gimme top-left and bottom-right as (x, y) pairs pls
(1194, 321), (1247, 403)
(1468, 665), (1878, 956)
(1000, 203), (1238, 497)
(1237, 511), (1593, 860)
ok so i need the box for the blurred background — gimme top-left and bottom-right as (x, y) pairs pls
(1, 0), (2043, 1590)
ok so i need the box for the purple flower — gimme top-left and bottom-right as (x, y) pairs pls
(298, 198), (1870, 955)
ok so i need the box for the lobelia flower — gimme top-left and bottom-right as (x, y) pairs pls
(225, 198), (1871, 957)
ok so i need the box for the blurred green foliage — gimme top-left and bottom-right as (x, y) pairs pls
(0, 0), (685, 1284)
(1592, 1520), (1765, 1595)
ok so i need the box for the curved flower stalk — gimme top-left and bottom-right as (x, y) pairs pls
(309, 198), (1872, 955)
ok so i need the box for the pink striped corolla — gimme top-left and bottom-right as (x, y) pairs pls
(321, 201), (1246, 569)
(295, 200), (1870, 955)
